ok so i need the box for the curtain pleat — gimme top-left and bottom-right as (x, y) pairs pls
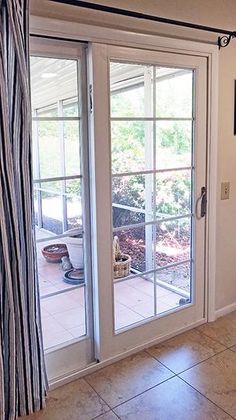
(0, 1), (48, 419)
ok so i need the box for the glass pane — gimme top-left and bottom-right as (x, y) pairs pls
(33, 120), (81, 179)
(30, 57), (79, 116)
(37, 106), (58, 118)
(64, 121), (81, 176)
(156, 121), (192, 170)
(113, 226), (155, 274)
(63, 99), (79, 117)
(41, 189), (63, 234)
(66, 179), (83, 230)
(156, 69), (193, 118)
(155, 218), (191, 268)
(114, 273), (154, 330)
(34, 180), (83, 235)
(111, 121), (153, 174)
(110, 62), (153, 118)
(37, 121), (60, 178)
(156, 263), (191, 295)
(40, 286), (86, 349)
(156, 170), (191, 218)
(112, 174), (154, 228)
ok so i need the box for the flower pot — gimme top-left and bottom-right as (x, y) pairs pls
(113, 254), (131, 279)
(42, 243), (69, 263)
(64, 228), (84, 269)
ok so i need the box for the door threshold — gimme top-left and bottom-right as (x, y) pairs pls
(49, 317), (206, 390)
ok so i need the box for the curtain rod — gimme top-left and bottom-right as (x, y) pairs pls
(49, 0), (236, 48)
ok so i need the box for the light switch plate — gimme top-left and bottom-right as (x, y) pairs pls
(221, 182), (230, 200)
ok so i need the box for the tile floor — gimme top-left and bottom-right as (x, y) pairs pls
(37, 230), (186, 350)
(20, 310), (236, 419)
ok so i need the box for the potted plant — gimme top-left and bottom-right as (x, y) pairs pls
(113, 236), (131, 279)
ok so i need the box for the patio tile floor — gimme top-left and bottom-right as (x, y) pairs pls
(36, 230), (187, 350)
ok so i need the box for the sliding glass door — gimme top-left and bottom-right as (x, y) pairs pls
(29, 38), (208, 377)
(89, 44), (207, 359)
(30, 39), (94, 380)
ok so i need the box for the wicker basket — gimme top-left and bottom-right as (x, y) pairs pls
(113, 236), (131, 279)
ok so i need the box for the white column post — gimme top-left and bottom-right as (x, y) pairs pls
(144, 68), (153, 272)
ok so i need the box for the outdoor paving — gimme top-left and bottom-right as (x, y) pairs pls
(36, 229), (185, 350)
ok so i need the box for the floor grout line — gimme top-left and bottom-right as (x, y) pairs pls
(107, 374), (177, 411)
(175, 347), (229, 375)
(177, 375), (235, 420)
(83, 377), (113, 413)
(146, 345), (229, 376)
(143, 349), (177, 375)
(194, 325), (236, 348)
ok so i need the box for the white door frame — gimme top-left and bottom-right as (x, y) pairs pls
(30, 16), (219, 383)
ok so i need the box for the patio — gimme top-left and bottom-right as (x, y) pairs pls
(37, 229), (187, 349)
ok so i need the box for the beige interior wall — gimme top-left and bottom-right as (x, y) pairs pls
(30, 0), (236, 312)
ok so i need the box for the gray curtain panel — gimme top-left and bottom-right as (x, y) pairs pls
(0, 1), (48, 419)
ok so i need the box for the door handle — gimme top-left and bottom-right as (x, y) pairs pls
(196, 186), (207, 219)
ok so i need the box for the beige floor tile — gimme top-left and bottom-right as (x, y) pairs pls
(229, 344), (236, 353)
(180, 349), (236, 418)
(85, 351), (173, 407)
(146, 329), (226, 373)
(197, 311), (236, 347)
(95, 411), (119, 419)
(114, 376), (232, 419)
(19, 378), (109, 420)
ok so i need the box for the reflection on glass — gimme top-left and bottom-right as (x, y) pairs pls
(110, 62), (153, 118)
(156, 218), (191, 268)
(156, 69), (193, 118)
(111, 121), (153, 173)
(156, 170), (191, 218)
(156, 121), (192, 170)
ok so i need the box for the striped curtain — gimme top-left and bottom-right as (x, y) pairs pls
(0, 1), (48, 419)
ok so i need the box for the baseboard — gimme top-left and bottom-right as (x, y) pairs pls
(215, 302), (236, 319)
(49, 317), (206, 390)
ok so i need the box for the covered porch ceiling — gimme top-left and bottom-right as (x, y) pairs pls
(30, 56), (190, 111)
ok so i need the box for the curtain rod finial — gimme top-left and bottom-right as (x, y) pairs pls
(218, 32), (236, 49)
